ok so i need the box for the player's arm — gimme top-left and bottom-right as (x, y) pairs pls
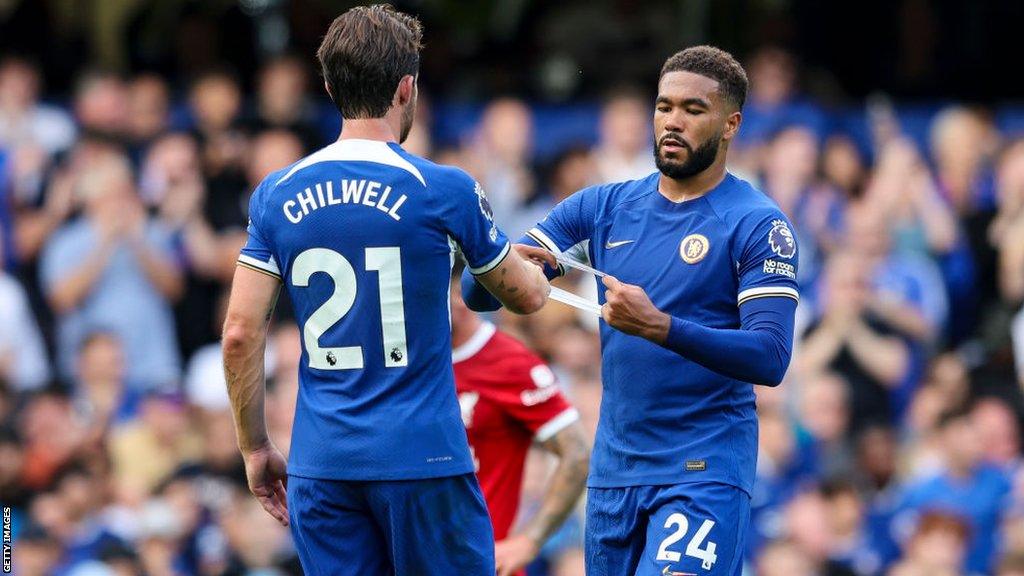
(602, 212), (800, 386)
(522, 422), (589, 539)
(602, 279), (796, 386)
(222, 265), (290, 526)
(493, 360), (590, 576)
(472, 249), (550, 314)
(462, 186), (599, 312)
(222, 179), (289, 527)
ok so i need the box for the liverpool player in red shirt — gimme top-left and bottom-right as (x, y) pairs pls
(451, 273), (590, 576)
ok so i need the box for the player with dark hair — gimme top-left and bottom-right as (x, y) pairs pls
(463, 45), (800, 575)
(221, 5), (550, 575)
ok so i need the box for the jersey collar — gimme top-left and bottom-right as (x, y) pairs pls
(452, 322), (497, 363)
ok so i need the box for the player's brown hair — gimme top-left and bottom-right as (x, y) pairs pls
(661, 46), (748, 110)
(316, 4), (423, 119)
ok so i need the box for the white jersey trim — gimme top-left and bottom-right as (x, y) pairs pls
(238, 254), (281, 277)
(737, 286), (800, 305)
(468, 242), (511, 276)
(275, 139), (426, 186)
(526, 227), (562, 254)
(535, 407), (580, 442)
(452, 321), (497, 363)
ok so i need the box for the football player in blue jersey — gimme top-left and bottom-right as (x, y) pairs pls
(463, 45), (800, 575)
(220, 5), (550, 576)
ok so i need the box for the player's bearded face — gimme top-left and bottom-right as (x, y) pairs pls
(399, 96), (416, 143)
(654, 129), (721, 180)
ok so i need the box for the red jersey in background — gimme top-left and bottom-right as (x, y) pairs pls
(453, 321), (579, 541)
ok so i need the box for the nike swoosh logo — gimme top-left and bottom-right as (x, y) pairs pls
(605, 240), (635, 249)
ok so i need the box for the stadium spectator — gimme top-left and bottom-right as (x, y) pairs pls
(888, 511), (971, 576)
(188, 67), (246, 181)
(0, 227), (49, 390)
(73, 332), (137, 446)
(797, 372), (853, 478)
(13, 525), (62, 576)
(591, 87), (654, 183)
(40, 152), (182, 389)
(126, 73), (171, 152)
(853, 423), (903, 568)
(0, 56), (76, 155)
(468, 97), (538, 237)
(798, 251), (912, 429)
(755, 538), (817, 576)
(897, 408), (1012, 574)
(72, 70), (129, 142)
(739, 47), (823, 149)
(109, 390), (201, 503)
(820, 479), (882, 575)
(761, 124), (829, 283)
(1000, 552), (1024, 576)
(18, 390), (83, 490)
(242, 54), (322, 152)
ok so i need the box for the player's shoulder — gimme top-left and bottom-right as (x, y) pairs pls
(485, 329), (546, 365)
(394, 146), (477, 191)
(466, 327), (552, 386)
(577, 172), (661, 213)
(708, 172), (791, 228)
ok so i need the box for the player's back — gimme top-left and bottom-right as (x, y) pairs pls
(239, 138), (510, 481)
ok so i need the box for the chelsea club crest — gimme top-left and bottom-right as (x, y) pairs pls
(768, 220), (796, 259)
(679, 234), (710, 264)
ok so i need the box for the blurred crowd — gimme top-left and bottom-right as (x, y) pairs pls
(0, 44), (1023, 576)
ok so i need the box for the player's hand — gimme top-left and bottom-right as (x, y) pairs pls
(242, 443), (290, 527)
(601, 275), (671, 343)
(513, 243), (558, 269)
(494, 533), (541, 576)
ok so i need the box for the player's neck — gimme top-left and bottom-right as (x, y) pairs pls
(657, 156), (728, 203)
(451, 317), (483, 349)
(337, 118), (401, 143)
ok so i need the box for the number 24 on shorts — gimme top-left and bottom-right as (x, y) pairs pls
(655, 513), (717, 571)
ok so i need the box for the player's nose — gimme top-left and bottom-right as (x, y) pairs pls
(661, 112), (686, 136)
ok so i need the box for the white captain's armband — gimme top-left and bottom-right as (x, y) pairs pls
(237, 254), (282, 279)
(737, 286), (799, 306)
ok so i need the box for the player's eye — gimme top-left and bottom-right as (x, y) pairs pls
(657, 105), (672, 113)
(687, 108), (704, 116)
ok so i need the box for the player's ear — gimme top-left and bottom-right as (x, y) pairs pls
(395, 75), (415, 107)
(722, 110), (742, 142)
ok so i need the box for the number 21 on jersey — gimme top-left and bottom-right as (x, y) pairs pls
(291, 247), (408, 370)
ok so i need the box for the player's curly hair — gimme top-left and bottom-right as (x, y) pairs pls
(661, 46), (748, 110)
(317, 4), (423, 119)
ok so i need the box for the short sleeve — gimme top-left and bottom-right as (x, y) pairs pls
(446, 178), (511, 276)
(527, 185), (600, 254)
(490, 356), (579, 442)
(735, 210), (800, 307)
(237, 181), (282, 279)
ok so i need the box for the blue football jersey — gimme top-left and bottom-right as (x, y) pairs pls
(526, 172), (799, 493)
(238, 138), (510, 481)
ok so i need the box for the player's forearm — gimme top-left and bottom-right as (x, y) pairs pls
(223, 321), (272, 453)
(794, 324), (844, 377)
(462, 236), (562, 312)
(845, 321), (910, 387)
(522, 424), (590, 545)
(132, 242), (185, 301)
(48, 244), (115, 313)
(661, 298), (796, 386)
